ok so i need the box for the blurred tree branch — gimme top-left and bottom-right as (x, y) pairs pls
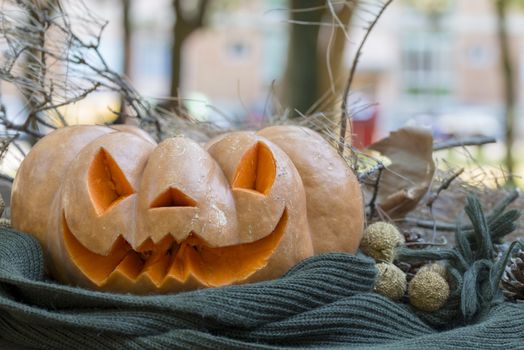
(338, 0), (393, 157)
(116, 0), (132, 123)
(0, 0), (167, 141)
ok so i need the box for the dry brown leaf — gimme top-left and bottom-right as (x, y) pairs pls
(366, 127), (435, 218)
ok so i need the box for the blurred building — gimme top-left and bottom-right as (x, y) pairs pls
(183, 1), (287, 125)
(3, 0), (523, 137)
(127, 0), (287, 125)
(352, 0), (524, 140)
(169, 0), (524, 141)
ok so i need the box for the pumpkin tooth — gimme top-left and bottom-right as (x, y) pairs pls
(167, 241), (192, 283)
(62, 214), (132, 286)
(162, 209), (288, 287)
(65, 209), (288, 289)
(111, 252), (144, 280)
(141, 254), (172, 286)
(138, 236), (176, 286)
(140, 235), (174, 270)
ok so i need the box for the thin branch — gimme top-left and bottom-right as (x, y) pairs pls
(433, 136), (497, 151)
(405, 238), (448, 247)
(0, 173), (14, 183)
(367, 165), (384, 220)
(426, 168), (465, 208)
(357, 161), (385, 182)
(404, 190), (519, 231)
(338, 0), (394, 156)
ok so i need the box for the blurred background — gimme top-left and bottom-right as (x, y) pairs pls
(0, 0), (523, 187)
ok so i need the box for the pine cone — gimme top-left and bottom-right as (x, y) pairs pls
(501, 250), (524, 301)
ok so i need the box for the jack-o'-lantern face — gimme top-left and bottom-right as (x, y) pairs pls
(47, 130), (312, 293)
(11, 125), (364, 294)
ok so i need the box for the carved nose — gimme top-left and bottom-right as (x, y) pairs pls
(149, 187), (197, 208)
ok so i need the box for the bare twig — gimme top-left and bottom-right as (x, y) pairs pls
(338, 0), (394, 156)
(433, 136), (497, 151)
(404, 189), (520, 231)
(357, 161), (385, 182)
(0, 173), (14, 183)
(405, 238), (448, 247)
(367, 165), (384, 220)
(426, 168), (465, 208)
(0, 0), (168, 142)
(402, 218), (457, 231)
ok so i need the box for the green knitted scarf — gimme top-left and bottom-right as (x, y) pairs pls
(0, 196), (523, 350)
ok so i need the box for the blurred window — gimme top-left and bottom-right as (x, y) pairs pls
(401, 27), (453, 111)
(466, 44), (492, 68)
(226, 41), (251, 62)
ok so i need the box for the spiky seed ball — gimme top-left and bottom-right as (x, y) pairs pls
(360, 222), (405, 262)
(374, 262), (407, 301)
(0, 218), (10, 228)
(408, 264), (450, 312)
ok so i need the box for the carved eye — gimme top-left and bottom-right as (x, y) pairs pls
(149, 187), (197, 208)
(88, 148), (134, 216)
(232, 142), (276, 195)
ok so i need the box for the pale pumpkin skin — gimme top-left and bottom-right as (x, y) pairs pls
(205, 132), (314, 283)
(258, 125), (364, 254)
(11, 125), (112, 246)
(12, 125), (363, 294)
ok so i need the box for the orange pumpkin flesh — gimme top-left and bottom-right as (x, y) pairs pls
(149, 188), (197, 208)
(232, 141), (276, 195)
(88, 147), (135, 216)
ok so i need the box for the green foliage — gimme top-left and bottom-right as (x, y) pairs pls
(396, 195), (522, 325)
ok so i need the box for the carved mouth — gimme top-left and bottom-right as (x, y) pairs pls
(62, 209), (288, 289)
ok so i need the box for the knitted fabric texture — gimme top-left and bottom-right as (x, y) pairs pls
(0, 227), (524, 350)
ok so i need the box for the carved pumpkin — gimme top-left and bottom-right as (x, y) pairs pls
(11, 124), (363, 294)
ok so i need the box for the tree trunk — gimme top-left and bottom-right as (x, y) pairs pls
(282, 1), (355, 118)
(169, 23), (189, 105)
(495, 0), (516, 185)
(282, 0), (325, 117)
(167, 0), (209, 113)
(122, 0), (132, 78)
(117, 0), (132, 123)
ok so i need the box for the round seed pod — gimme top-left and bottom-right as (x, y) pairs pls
(408, 264), (450, 312)
(0, 218), (11, 228)
(374, 262), (407, 301)
(360, 222), (404, 262)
